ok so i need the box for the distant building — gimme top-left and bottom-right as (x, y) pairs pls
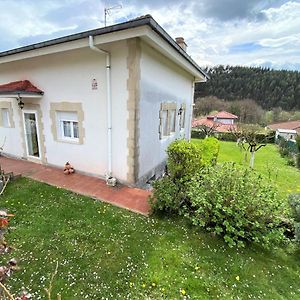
(275, 129), (297, 141)
(192, 111), (238, 133)
(267, 121), (300, 141)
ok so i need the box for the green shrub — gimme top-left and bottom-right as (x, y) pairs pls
(150, 161), (286, 248)
(150, 138), (220, 213)
(296, 137), (300, 169)
(217, 132), (237, 142)
(216, 131), (275, 143)
(197, 137), (220, 166)
(289, 193), (300, 243)
(167, 140), (203, 180)
(149, 176), (180, 213)
(191, 129), (206, 139)
(166, 138), (219, 180)
(184, 163), (286, 248)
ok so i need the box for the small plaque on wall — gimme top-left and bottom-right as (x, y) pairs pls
(92, 79), (98, 90)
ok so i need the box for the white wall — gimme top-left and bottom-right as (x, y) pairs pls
(0, 98), (23, 157)
(275, 130), (297, 141)
(138, 41), (194, 180)
(0, 41), (129, 181)
(217, 118), (234, 125)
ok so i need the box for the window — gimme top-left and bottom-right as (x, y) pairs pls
(57, 111), (79, 141)
(169, 109), (176, 133)
(179, 104), (186, 129)
(159, 102), (177, 139)
(161, 110), (168, 137)
(1, 108), (10, 127)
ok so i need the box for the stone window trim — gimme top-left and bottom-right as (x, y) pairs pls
(50, 102), (85, 145)
(0, 101), (15, 128)
(159, 102), (177, 140)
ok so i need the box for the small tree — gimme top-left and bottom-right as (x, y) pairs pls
(195, 123), (220, 138)
(231, 124), (269, 168)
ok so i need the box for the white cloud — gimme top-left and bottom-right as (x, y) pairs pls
(0, 0), (299, 70)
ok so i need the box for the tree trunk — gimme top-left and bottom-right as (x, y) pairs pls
(250, 151), (255, 168)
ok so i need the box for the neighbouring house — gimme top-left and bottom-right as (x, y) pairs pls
(275, 129), (297, 141)
(192, 111), (238, 133)
(267, 121), (300, 141)
(0, 15), (208, 186)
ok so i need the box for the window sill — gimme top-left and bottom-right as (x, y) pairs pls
(160, 132), (176, 141)
(57, 138), (81, 145)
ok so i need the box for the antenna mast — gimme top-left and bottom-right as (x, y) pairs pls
(104, 3), (122, 27)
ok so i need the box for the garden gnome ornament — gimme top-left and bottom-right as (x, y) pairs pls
(64, 162), (75, 175)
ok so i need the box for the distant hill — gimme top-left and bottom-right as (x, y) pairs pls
(195, 66), (300, 110)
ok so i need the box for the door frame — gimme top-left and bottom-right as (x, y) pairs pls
(22, 109), (42, 160)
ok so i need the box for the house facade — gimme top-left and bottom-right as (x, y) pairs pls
(0, 15), (207, 186)
(275, 129), (297, 141)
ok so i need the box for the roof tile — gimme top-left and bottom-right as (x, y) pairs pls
(0, 80), (44, 95)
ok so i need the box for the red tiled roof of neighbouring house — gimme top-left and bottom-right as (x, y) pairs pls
(192, 118), (215, 128)
(0, 80), (44, 95)
(268, 121), (300, 132)
(192, 118), (237, 133)
(216, 123), (237, 133)
(207, 111), (239, 119)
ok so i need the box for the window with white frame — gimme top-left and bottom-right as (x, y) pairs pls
(57, 111), (79, 141)
(159, 102), (177, 139)
(1, 108), (10, 127)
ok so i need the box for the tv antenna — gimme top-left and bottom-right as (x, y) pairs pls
(104, 4), (122, 27)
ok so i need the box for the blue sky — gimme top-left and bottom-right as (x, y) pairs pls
(0, 0), (299, 70)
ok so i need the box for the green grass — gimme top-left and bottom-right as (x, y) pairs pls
(192, 139), (300, 196)
(1, 178), (300, 299)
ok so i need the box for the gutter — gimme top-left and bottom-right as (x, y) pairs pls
(88, 36), (115, 185)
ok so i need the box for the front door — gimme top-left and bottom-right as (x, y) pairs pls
(23, 111), (40, 159)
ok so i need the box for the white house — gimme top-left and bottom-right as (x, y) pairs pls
(207, 111), (238, 125)
(0, 15), (208, 186)
(275, 129), (297, 141)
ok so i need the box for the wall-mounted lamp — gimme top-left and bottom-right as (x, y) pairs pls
(17, 94), (24, 109)
(178, 107), (183, 116)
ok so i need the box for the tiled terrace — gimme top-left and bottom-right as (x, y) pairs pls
(0, 156), (151, 216)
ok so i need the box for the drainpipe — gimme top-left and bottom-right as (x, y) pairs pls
(89, 35), (115, 185)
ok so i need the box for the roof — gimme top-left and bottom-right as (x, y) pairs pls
(0, 80), (44, 96)
(0, 15), (209, 80)
(268, 121), (300, 131)
(192, 118), (237, 133)
(207, 111), (239, 119)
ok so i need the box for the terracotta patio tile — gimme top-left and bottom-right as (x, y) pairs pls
(0, 156), (151, 215)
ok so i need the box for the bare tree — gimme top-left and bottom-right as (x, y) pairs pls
(231, 124), (268, 168)
(195, 123), (220, 138)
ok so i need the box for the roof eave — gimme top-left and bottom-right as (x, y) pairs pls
(0, 15), (208, 80)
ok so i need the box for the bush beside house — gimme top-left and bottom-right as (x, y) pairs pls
(150, 139), (287, 248)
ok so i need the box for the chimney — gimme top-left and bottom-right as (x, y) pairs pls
(175, 37), (187, 52)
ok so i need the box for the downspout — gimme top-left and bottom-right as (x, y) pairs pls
(189, 80), (196, 141)
(89, 35), (115, 185)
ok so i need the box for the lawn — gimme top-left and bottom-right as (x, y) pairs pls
(1, 178), (300, 299)
(192, 139), (300, 196)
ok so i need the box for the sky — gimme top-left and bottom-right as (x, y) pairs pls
(0, 0), (299, 71)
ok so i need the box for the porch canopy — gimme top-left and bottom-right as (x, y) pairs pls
(0, 80), (44, 98)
